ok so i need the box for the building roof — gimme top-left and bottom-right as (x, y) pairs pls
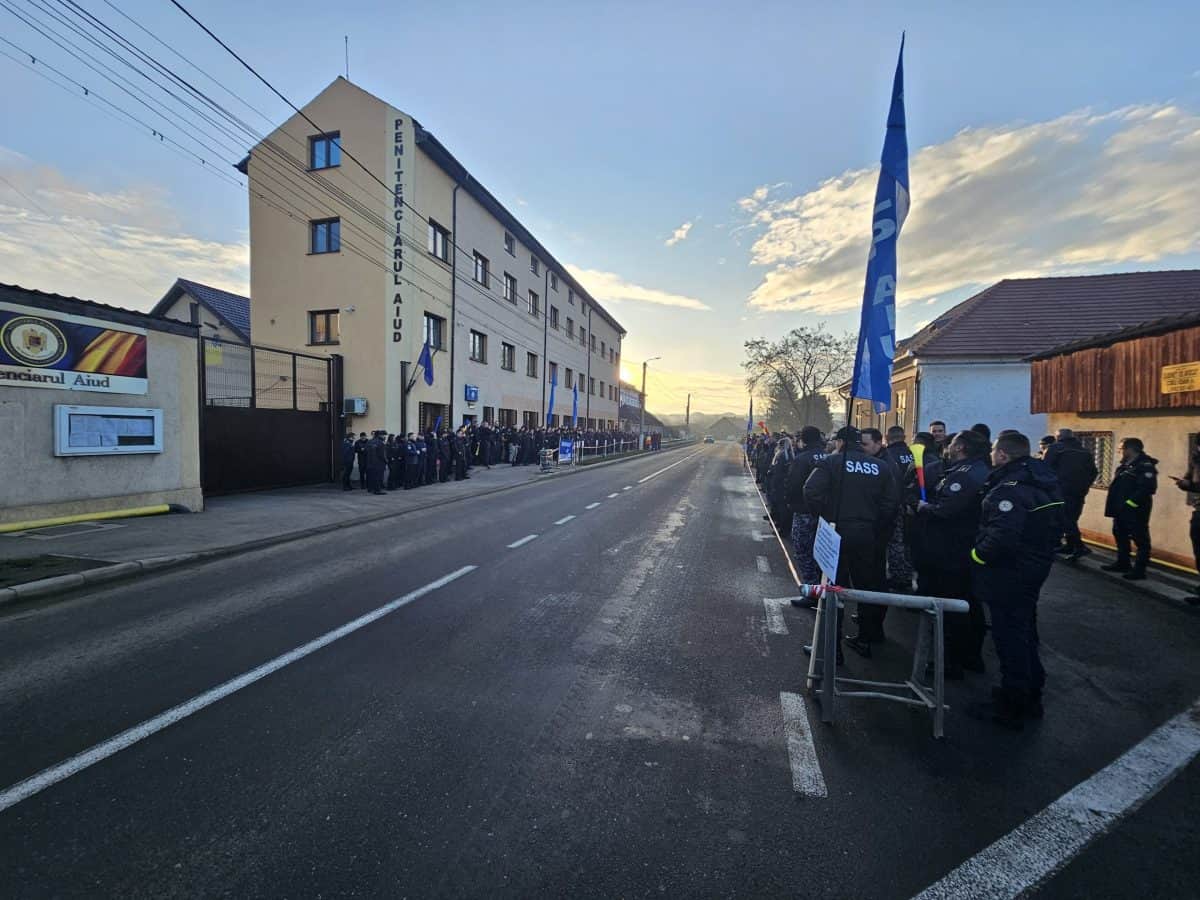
(0, 282), (199, 336)
(902, 269), (1200, 360)
(151, 278), (251, 342)
(1029, 307), (1200, 360)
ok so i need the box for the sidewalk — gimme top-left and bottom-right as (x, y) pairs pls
(0, 444), (693, 595)
(1056, 541), (1199, 607)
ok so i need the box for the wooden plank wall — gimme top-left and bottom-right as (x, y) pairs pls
(1031, 324), (1200, 413)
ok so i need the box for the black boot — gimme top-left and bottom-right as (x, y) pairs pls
(969, 689), (1026, 730)
(992, 686), (1044, 719)
(1122, 568), (1147, 581)
(1100, 560), (1131, 572)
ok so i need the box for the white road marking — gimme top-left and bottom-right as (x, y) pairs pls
(752, 531), (768, 542)
(0, 566), (478, 814)
(763, 598), (790, 635)
(507, 534), (539, 548)
(912, 697), (1200, 900)
(585, 502), (601, 510)
(554, 516), (576, 525)
(636, 449), (704, 484)
(756, 555), (771, 574)
(622, 485), (633, 491)
(607, 492), (619, 498)
(779, 692), (827, 797)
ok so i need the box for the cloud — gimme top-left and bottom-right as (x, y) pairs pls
(566, 265), (711, 311)
(665, 220), (693, 247)
(740, 104), (1200, 313)
(0, 149), (247, 310)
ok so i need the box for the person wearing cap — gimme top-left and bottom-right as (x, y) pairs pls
(340, 432), (356, 491)
(803, 425), (901, 658)
(354, 431), (369, 490)
(366, 430), (388, 495)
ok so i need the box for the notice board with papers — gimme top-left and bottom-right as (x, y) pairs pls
(53, 404), (163, 456)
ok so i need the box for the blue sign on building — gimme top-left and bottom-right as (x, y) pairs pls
(559, 439), (574, 462)
(464, 384), (479, 402)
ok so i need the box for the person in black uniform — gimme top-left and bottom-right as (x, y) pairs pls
(453, 429), (469, 480)
(1170, 434), (1200, 605)
(425, 430), (438, 484)
(414, 433), (429, 487)
(786, 426), (828, 586)
(913, 429), (991, 677)
(437, 431), (452, 483)
(1045, 429), (1098, 559)
(969, 432), (1062, 729)
(385, 435), (400, 491)
(353, 432), (369, 489)
(803, 426), (900, 658)
(340, 433), (356, 491)
(366, 430), (388, 495)
(403, 433), (419, 489)
(1102, 437), (1158, 580)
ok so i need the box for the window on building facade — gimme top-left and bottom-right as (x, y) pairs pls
(894, 389), (908, 432)
(1076, 432), (1115, 488)
(568, 289), (575, 305)
(565, 317), (574, 338)
(483, 405), (495, 423)
(528, 290), (540, 317)
(550, 306), (559, 329)
(530, 256), (540, 276)
(599, 379), (605, 398)
(526, 351), (538, 378)
(565, 367), (573, 389)
(589, 377), (596, 395)
(310, 218), (340, 254)
(600, 340), (606, 356)
(470, 330), (487, 363)
(500, 342), (515, 371)
(309, 132), (340, 169)
(522, 410), (538, 429)
(579, 326), (586, 346)
(503, 272), (517, 303)
(590, 334), (597, 352)
(307, 309), (339, 345)
(498, 407), (517, 426)
(548, 361), (558, 384)
(473, 252), (489, 288)
(504, 231), (515, 255)
(427, 219), (450, 262)
(550, 272), (558, 291)
(423, 313), (447, 351)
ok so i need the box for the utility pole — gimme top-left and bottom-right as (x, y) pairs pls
(685, 393), (691, 434)
(639, 356), (661, 445)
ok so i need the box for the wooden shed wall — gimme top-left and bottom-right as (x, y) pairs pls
(1031, 324), (1200, 413)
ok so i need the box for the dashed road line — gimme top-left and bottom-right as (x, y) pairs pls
(912, 696), (1200, 899)
(507, 534), (539, 548)
(779, 692), (827, 798)
(554, 516), (576, 525)
(756, 555), (771, 574)
(607, 492), (619, 498)
(585, 502), (601, 510)
(763, 598), (790, 635)
(0, 566), (479, 814)
(622, 486), (633, 491)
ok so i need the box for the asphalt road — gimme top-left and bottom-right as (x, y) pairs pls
(2, 442), (1198, 898)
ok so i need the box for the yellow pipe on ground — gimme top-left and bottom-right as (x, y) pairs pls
(0, 505), (170, 534)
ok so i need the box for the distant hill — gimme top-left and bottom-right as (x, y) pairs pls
(704, 416), (745, 437)
(658, 411), (740, 429)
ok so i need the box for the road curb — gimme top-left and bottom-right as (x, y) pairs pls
(0, 441), (700, 608)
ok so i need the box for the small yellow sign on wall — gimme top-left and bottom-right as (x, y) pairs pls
(1161, 361), (1200, 394)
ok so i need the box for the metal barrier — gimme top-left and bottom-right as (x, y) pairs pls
(746, 455), (968, 739)
(801, 584), (968, 739)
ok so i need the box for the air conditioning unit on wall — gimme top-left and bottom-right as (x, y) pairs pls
(343, 397), (368, 416)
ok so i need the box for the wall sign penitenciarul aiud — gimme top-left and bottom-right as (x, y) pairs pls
(0, 302), (148, 394)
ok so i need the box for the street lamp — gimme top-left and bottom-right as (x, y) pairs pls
(640, 356), (661, 446)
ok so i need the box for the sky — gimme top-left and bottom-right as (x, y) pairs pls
(2, 0), (1199, 415)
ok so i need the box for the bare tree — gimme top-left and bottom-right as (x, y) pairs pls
(743, 325), (855, 428)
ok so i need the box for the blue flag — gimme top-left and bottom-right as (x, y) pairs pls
(418, 339), (434, 386)
(546, 368), (557, 427)
(571, 384), (579, 427)
(433, 415), (442, 433)
(850, 36), (909, 413)
(746, 396), (753, 433)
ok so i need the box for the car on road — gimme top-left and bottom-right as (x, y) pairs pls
(703, 435), (715, 443)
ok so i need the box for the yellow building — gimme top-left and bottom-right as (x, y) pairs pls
(241, 78), (623, 436)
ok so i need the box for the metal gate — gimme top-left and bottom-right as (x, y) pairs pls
(200, 338), (343, 494)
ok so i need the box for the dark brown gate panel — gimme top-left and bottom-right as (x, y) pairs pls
(202, 407), (331, 493)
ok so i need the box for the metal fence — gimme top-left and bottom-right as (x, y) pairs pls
(1076, 431), (1114, 488)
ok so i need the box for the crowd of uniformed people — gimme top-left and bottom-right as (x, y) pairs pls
(341, 423), (662, 495)
(747, 420), (1185, 731)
